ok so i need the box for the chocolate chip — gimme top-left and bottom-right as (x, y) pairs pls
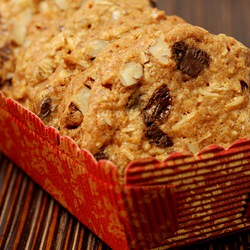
(0, 46), (11, 55)
(145, 123), (173, 147)
(240, 80), (249, 91)
(102, 83), (112, 90)
(149, 0), (157, 8)
(142, 84), (172, 126)
(40, 98), (52, 118)
(0, 78), (12, 87)
(172, 41), (210, 78)
(94, 150), (109, 161)
(0, 45), (11, 62)
(65, 102), (83, 130)
(69, 102), (79, 113)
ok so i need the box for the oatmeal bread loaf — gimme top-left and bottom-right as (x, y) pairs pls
(0, 0), (34, 84)
(0, 0), (86, 87)
(1, 0), (250, 171)
(9, 0), (184, 125)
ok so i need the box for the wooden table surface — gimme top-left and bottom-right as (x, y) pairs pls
(1, 0), (250, 249)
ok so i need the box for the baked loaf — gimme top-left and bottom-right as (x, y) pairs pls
(0, 0), (85, 85)
(1, 0), (250, 171)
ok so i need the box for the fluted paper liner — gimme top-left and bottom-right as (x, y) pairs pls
(0, 91), (249, 249)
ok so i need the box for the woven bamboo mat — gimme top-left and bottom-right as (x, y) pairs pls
(1, 0), (250, 249)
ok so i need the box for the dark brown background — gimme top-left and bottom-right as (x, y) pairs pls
(158, 0), (250, 48)
(1, 0), (250, 249)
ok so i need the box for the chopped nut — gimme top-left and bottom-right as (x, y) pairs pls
(103, 116), (112, 126)
(188, 142), (200, 154)
(12, 9), (32, 45)
(37, 57), (57, 82)
(72, 86), (91, 115)
(86, 39), (109, 59)
(112, 10), (121, 20)
(225, 96), (246, 110)
(140, 52), (150, 64)
(120, 62), (143, 87)
(54, 0), (68, 10)
(150, 10), (166, 21)
(38, 1), (49, 12)
(149, 39), (171, 65)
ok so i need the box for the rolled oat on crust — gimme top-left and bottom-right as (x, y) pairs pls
(1, 0), (250, 173)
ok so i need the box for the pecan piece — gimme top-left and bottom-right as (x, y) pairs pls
(120, 62), (143, 87)
(172, 41), (210, 78)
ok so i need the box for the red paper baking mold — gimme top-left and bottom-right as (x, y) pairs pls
(0, 91), (250, 249)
